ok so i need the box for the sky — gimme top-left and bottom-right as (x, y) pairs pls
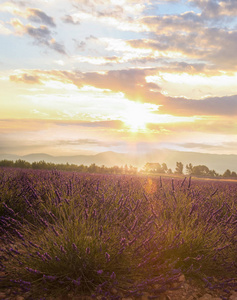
(0, 0), (237, 157)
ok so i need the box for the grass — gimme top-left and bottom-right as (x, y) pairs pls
(0, 168), (236, 299)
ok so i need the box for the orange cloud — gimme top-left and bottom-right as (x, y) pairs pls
(8, 68), (237, 117)
(10, 73), (42, 84)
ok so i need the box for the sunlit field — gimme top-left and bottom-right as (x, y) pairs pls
(0, 168), (236, 300)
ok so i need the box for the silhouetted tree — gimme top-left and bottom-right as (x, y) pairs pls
(175, 162), (183, 174)
(223, 169), (232, 177)
(192, 165), (210, 176)
(0, 160), (14, 167)
(15, 159), (31, 169)
(186, 163), (193, 175)
(144, 163), (162, 173)
(161, 163), (168, 173)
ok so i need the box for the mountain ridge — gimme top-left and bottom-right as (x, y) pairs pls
(0, 150), (236, 173)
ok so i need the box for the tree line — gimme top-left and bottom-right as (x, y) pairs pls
(0, 159), (236, 178)
(0, 159), (138, 175)
(142, 162), (237, 178)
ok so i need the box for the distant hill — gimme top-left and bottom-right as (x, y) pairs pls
(0, 150), (236, 173)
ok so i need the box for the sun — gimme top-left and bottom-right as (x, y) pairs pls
(122, 102), (151, 132)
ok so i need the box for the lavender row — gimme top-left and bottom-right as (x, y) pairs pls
(0, 167), (236, 299)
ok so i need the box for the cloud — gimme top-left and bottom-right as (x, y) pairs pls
(62, 14), (80, 25)
(153, 62), (216, 75)
(0, 21), (12, 35)
(73, 55), (120, 65)
(8, 68), (237, 117)
(126, 24), (237, 70)
(147, 117), (237, 135)
(56, 119), (124, 129)
(9, 73), (41, 84)
(26, 8), (56, 27)
(178, 141), (237, 152)
(49, 39), (66, 55)
(75, 70), (237, 117)
(68, 0), (147, 32)
(57, 138), (100, 145)
(203, 28), (237, 68)
(0, 3), (56, 26)
(190, 0), (237, 17)
(141, 11), (204, 33)
(56, 138), (125, 148)
(10, 19), (66, 54)
(26, 23), (51, 39)
(76, 69), (237, 116)
(162, 95), (237, 116)
(179, 142), (225, 149)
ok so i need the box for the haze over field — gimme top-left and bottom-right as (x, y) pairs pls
(0, 0), (236, 161)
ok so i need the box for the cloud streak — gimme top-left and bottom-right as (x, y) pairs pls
(8, 68), (237, 117)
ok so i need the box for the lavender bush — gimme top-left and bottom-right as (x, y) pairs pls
(0, 168), (236, 299)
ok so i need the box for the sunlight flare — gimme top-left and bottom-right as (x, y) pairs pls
(121, 102), (158, 132)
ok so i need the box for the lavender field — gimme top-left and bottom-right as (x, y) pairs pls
(0, 168), (236, 300)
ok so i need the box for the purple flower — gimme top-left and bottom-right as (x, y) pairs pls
(10, 279), (31, 286)
(36, 251), (45, 261)
(3, 203), (15, 215)
(10, 248), (21, 255)
(20, 280), (31, 286)
(29, 241), (39, 248)
(183, 257), (190, 261)
(84, 209), (89, 220)
(130, 218), (138, 232)
(39, 217), (48, 227)
(60, 245), (66, 254)
(99, 226), (103, 237)
(97, 270), (103, 274)
(55, 190), (61, 204)
(72, 243), (78, 251)
(21, 242), (28, 248)
(110, 272), (116, 280)
(92, 209), (97, 217)
(128, 237), (136, 246)
(86, 247), (90, 254)
(52, 226), (59, 237)
(105, 252), (110, 262)
(43, 274), (57, 281)
(14, 229), (24, 241)
(26, 267), (41, 274)
(118, 247), (125, 254)
(48, 211), (57, 220)
(120, 238), (126, 245)
(44, 252), (52, 260)
(72, 278), (81, 286)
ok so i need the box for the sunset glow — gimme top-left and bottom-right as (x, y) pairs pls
(0, 0), (236, 156)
